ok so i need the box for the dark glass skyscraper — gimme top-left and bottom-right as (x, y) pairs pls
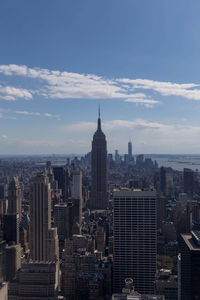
(128, 140), (132, 160)
(90, 110), (107, 209)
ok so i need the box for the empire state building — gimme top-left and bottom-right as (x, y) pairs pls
(90, 110), (107, 209)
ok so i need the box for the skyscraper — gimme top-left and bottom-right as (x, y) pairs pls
(4, 177), (22, 244)
(90, 109), (107, 209)
(160, 166), (166, 195)
(113, 189), (157, 294)
(7, 177), (22, 220)
(71, 170), (82, 200)
(128, 141), (132, 161)
(53, 166), (69, 200)
(30, 172), (58, 262)
(183, 168), (194, 197)
(8, 173), (59, 300)
(180, 230), (200, 300)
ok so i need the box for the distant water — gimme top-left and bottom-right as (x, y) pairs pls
(152, 156), (200, 171)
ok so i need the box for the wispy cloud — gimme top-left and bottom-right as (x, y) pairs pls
(15, 110), (40, 116)
(0, 107), (59, 120)
(14, 110), (59, 119)
(1, 64), (200, 105)
(118, 78), (200, 101)
(0, 64), (159, 106)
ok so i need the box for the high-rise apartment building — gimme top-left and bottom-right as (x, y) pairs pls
(113, 189), (157, 294)
(30, 173), (58, 262)
(90, 110), (107, 209)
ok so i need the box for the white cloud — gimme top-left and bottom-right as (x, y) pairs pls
(1, 64), (200, 105)
(124, 97), (160, 107)
(118, 78), (200, 101)
(0, 85), (32, 101)
(0, 64), (159, 106)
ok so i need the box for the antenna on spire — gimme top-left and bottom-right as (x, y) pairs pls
(98, 104), (100, 118)
(97, 104), (101, 130)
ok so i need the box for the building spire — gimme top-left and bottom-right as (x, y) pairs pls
(98, 105), (101, 130)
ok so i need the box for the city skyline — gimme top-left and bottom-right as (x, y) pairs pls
(1, 1), (200, 154)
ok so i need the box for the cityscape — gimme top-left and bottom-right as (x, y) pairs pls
(0, 112), (200, 299)
(1, 1), (200, 299)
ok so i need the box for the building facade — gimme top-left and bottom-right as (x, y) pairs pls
(30, 173), (58, 262)
(113, 189), (157, 294)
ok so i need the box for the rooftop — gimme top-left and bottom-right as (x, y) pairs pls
(181, 233), (200, 251)
(113, 189), (156, 198)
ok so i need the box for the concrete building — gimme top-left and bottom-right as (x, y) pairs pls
(90, 110), (107, 209)
(8, 262), (59, 300)
(30, 173), (59, 262)
(61, 248), (110, 300)
(61, 251), (97, 300)
(180, 230), (200, 300)
(113, 189), (157, 294)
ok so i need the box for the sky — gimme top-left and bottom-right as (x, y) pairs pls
(1, 0), (200, 155)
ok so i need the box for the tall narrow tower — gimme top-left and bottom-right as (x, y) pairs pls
(90, 108), (107, 209)
(128, 141), (132, 161)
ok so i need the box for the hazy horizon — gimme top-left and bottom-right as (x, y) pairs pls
(1, 1), (200, 154)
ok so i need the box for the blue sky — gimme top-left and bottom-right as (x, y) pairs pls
(1, 0), (200, 154)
